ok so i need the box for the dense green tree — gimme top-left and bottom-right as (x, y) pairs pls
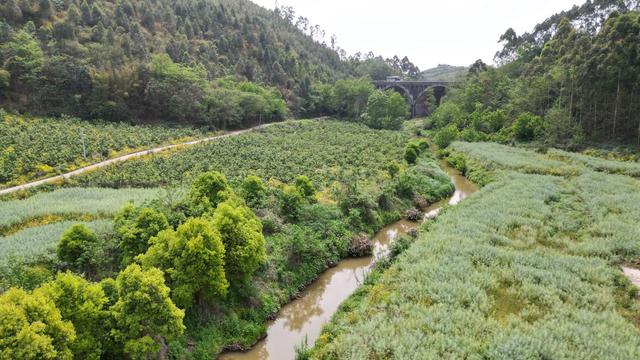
(1, 30), (43, 87)
(0, 287), (76, 360)
(362, 90), (409, 130)
(241, 175), (267, 207)
(212, 199), (267, 281)
(114, 205), (170, 267)
(190, 171), (231, 213)
(513, 112), (543, 141)
(111, 264), (185, 360)
(57, 224), (98, 273)
(37, 273), (111, 359)
(279, 184), (304, 221)
(137, 218), (228, 309)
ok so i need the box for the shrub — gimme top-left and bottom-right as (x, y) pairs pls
(433, 124), (460, 149)
(294, 175), (316, 200)
(404, 146), (419, 164)
(348, 233), (373, 257)
(190, 171), (231, 212)
(57, 224), (98, 272)
(241, 175), (267, 207)
(279, 185), (304, 221)
(213, 200), (267, 282)
(513, 112), (543, 141)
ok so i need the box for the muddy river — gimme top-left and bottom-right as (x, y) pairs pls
(219, 160), (478, 360)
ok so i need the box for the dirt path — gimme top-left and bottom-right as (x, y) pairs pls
(622, 266), (640, 291)
(0, 123), (277, 196)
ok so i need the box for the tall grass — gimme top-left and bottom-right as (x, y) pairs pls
(0, 187), (162, 234)
(548, 148), (640, 177)
(310, 143), (640, 359)
(450, 141), (581, 176)
(0, 220), (112, 266)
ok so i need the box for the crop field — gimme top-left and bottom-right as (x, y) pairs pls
(71, 120), (411, 188)
(0, 220), (112, 267)
(0, 187), (163, 235)
(548, 148), (640, 177)
(449, 141), (582, 176)
(0, 112), (208, 187)
(310, 143), (640, 359)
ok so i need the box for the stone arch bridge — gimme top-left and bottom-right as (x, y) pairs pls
(372, 80), (459, 118)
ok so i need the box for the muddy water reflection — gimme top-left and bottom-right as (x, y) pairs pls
(219, 161), (478, 360)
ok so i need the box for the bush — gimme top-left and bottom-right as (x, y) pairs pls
(190, 171), (231, 213)
(404, 145), (419, 164)
(433, 124), (460, 148)
(347, 233), (373, 257)
(294, 175), (316, 200)
(279, 185), (304, 221)
(57, 224), (98, 272)
(513, 112), (543, 141)
(241, 175), (267, 207)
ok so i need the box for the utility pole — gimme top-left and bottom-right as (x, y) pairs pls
(81, 133), (86, 160)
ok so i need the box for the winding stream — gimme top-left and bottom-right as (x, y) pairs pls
(219, 160), (478, 360)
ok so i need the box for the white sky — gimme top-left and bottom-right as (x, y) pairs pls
(249, 0), (582, 69)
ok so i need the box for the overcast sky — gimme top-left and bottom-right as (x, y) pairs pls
(250, 0), (582, 70)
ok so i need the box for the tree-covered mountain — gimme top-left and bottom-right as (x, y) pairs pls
(431, 0), (640, 146)
(0, 0), (352, 125)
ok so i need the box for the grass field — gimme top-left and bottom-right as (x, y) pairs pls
(308, 141), (640, 359)
(0, 111), (208, 187)
(70, 120), (411, 188)
(0, 220), (112, 267)
(0, 187), (162, 235)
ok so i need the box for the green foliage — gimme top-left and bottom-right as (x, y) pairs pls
(0, 112), (206, 186)
(513, 112), (543, 141)
(138, 218), (228, 309)
(544, 107), (585, 149)
(311, 153), (640, 358)
(0, 187), (161, 236)
(0, 0), (351, 121)
(362, 90), (409, 130)
(279, 185), (304, 221)
(241, 175), (267, 207)
(72, 121), (410, 189)
(37, 272), (110, 359)
(0, 287), (76, 360)
(0, 220), (111, 268)
(1, 30), (43, 84)
(56, 224), (98, 272)
(114, 205), (170, 267)
(404, 145), (418, 164)
(294, 175), (316, 200)
(433, 124), (460, 148)
(111, 264), (185, 360)
(189, 171), (231, 213)
(212, 200), (266, 282)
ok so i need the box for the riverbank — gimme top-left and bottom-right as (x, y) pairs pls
(308, 141), (640, 359)
(219, 153), (478, 360)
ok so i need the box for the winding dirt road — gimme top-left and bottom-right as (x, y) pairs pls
(0, 122), (277, 196)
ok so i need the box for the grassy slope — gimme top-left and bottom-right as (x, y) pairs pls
(309, 142), (640, 359)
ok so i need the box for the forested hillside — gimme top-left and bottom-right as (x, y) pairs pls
(0, 0), (425, 126)
(429, 0), (640, 146)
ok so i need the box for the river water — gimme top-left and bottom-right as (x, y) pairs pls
(219, 160), (478, 360)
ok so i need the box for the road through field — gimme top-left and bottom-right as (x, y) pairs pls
(0, 122), (278, 196)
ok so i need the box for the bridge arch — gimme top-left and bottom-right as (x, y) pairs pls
(415, 85), (448, 117)
(383, 84), (415, 105)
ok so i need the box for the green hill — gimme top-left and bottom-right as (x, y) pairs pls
(420, 64), (467, 81)
(0, 0), (353, 124)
